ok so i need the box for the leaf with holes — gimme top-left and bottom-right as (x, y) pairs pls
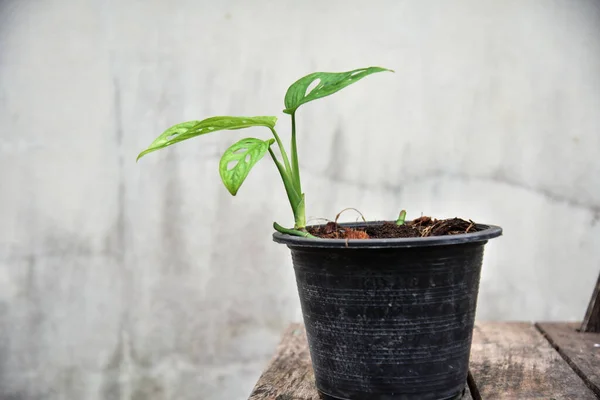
(136, 116), (277, 161)
(283, 67), (393, 114)
(219, 138), (275, 195)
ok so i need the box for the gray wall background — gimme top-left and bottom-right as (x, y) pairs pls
(1, 0), (600, 399)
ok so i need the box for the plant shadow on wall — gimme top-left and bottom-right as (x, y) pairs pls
(136, 67), (502, 400)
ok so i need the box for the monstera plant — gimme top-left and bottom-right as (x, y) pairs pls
(137, 67), (392, 237)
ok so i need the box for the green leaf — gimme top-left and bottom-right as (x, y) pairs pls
(219, 137), (275, 195)
(137, 116), (278, 161)
(283, 67), (393, 114)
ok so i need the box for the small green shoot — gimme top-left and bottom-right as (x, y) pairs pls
(396, 210), (407, 226)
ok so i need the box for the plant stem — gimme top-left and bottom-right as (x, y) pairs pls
(267, 117), (307, 233)
(273, 222), (317, 239)
(290, 112), (302, 193)
(289, 112), (307, 229)
(268, 147), (301, 216)
(269, 128), (293, 178)
(294, 194), (306, 229)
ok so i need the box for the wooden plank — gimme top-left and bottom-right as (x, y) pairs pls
(581, 273), (600, 333)
(536, 322), (600, 397)
(248, 323), (473, 399)
(469, 322), (596, 399)
(248, 324), (317, 400)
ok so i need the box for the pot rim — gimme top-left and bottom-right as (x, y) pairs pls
(273, 220), (502, 249)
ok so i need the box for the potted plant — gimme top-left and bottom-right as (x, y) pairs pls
(137, 67), (502, 400)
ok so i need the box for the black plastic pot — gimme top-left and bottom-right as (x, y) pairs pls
(274, 221), (502, 400)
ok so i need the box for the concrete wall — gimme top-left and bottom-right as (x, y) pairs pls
(1, 0), (599, 399)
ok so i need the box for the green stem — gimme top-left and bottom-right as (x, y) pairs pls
(290, 112), (302, 193)
(268, 147), (301, 213)
(294, 194), (306, 230)
(273, 222), (317, 239)
(269, 128), (293, 179)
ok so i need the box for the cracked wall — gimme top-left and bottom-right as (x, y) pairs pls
(1, 0), (599, 399)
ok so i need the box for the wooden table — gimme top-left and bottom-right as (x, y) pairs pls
(248, 322), (600, 400)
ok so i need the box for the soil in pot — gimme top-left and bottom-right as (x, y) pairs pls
(307, 216), (481, 239)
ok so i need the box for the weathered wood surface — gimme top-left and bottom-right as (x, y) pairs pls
(581, 272), (600, 333)
(248, 324), (318, 400)
(537, 322), (600, 397)
(469, 322), (596, 399)
(249, 322), (600, 400)
(248, 323), (473, 399)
